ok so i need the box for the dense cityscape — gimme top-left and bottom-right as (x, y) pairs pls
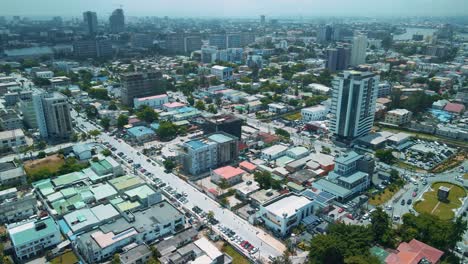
(0, 1), (467, 264)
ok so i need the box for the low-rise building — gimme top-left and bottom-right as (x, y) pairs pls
(120, 244), (152, 264)
(0, 129), (26, 151)
(8, 217), (62, 260)
(0, 109), (23, 130)
(127, 126), (156, 142)
(384, 109), (412, 126)
(301, 105), (329, 122)
(0, 188), (36, 223)
(268, 103), (288, 114)
(257, 193), (315, 237)
(0, 161), (27, 186)
(133, 94), (169, 109)
(211, 65), (233, 81)
(386, 239), (444, 264)
(211, 166), (245, 186)
(261, 144), (288, 161)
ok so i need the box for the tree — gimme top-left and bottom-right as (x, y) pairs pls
(272, 250), (292, 264)
(36, 141), (47, 150)
(207, 210), (215, 220)
(253, 171), (279, 189)
(88, 129), (101, 140)
(195, 100), (206, 111)
(275, 128), (290, 139)
(88, 88), (110, 100)
(85, 105), (98, 119)
(375, 149), (395, 164)
(220, 197), (229, 207)
(37, 151), (46, 159)
(33, 77), (51, 87)
(344, 255), (380, 264)
(108, 102), (118, 110)
(156, 121), (178, 141)
(309, 234), (344, 264)
(187, 96), (195, 106)
(370, 207), (395, 247)
(163, 159), (176, 171)
(112, 253), (120, 264)
(101, 149), (112, 156)
(208, 104), (218, 114)
(117, 114), (129, 129)
(136, 105), (159, 123)
(219, 178), (230, 189)
(100, 118), (111, 131)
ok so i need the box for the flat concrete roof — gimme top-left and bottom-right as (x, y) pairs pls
(264, 194), (311, 217)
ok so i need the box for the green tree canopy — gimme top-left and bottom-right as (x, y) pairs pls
(117, 114), (129, 129)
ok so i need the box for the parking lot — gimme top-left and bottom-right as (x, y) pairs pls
(400, 139), (456, 170)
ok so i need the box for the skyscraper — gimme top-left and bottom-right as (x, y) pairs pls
(120, 71), (166, 106)
(330, 71), (379, 142)
(109, 8), (125, 33)
(209, 34), (227, 49)
(317, 25), (333, 44)
(33, 92), (73, 140)
(326, 46), (350, 72)
(260, 15), (266, 25)
(83, 11), (98, 36)
(350, 34), (367, 66)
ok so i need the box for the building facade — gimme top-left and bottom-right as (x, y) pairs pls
(83, 11), (98, 36)
(120, 71), (166, 106)
(350, 34), (367, 66)
(109, 8), (125, 33)
(385, 109), (412, 126)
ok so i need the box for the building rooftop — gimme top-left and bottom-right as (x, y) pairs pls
(90, 183), (118, 201)
(386, 239), (444, 264)
(120, 244), (152, 264)
(0, 129), (24, 140)
(163, 102), (186, 108)
(109, 175), (144, 191)
(262, 144), (288, 156)
(127, 126), (155, 138)
(339, 171), (368, 185)
(335, 151), (362, 165)
(135, 94), (168, 101)
(193, 237), (223, 261)
(313, 179), (352, 198)
(186, 140), (208, 150)
(8, 217), (60, 247)
(264, 194), (311, 217)
(444, 102), (465, 113)
(213, 166), (245, 179)
(124, 184), (156, 200)
(208, 133), (235, 143)
(239, 161), (257, 171)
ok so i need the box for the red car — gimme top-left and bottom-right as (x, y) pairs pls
(412, 192), (417, 197)
(248, 245), (254, 251)
(346, 214), (354, 220)
(338, 208), (344, 213)
(240, 241), (247, 247)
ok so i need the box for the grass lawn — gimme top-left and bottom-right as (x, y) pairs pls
(50, 251), (78, 264)
(222, 244), (250, 264)
(413, 182), (466, 220)
(284, 112), (302, 121)
(24, 154), (64, 177)
(369, 186), (401, 206)
(464, 173), (468, 180)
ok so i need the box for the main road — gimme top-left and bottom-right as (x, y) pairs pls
(72, 111), (285, 262)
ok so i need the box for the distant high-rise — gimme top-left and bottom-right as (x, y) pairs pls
(330, 71), (379, 142)
(317, 25), (333, 44)
(227, 33), (241, 48)
(240, 32), (256, 46)
(73, 39), (113, 58)
(184, 35), (203, 53)
(260, 15), (266, 25)
(83, 11), (98, 36)
(120, 71), (166, 106)
(326, 46), (350, 72)
(33, 92), (73, 140)
(209, 34), (227, 50)
(350, 34), (367, 66)
(109, 8), (125, 33)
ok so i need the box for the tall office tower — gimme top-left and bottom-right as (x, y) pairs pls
(326, 46), (350, 72)
(209, 34), (227, 49)
(73, 39), (113, 58)
(184, 35), (202, 53)
(83, 11), (98, 35)
(109, 8), (125, 33)
(227, 33), (241, 48)
(332, 26), (343, 41)
(260, 15), (266, 25)
(317, 25), (333, 43)
(120, 71), (166, 107)
(350, 34), (367, 66)
(329, 71), (379, 143)
(165, 33), (185, 53)
(33, 92), (73, 140)
(131, 33), (154, 49)
(240, 32), (255, 46)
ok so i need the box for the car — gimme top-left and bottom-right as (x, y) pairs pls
(241, 241), (247, 247)
(407, 199), (412, 205)
(412, 192), (417, 197)
(250, 248), (259, 254)
(346, 214), (354, 220)
(401, 199), (405, 205)
(248, 245), (254, 251)
(338, 208), (344, 213)
(385, 205), (393, 210)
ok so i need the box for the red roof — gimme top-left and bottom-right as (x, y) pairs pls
(385, 239), (444, 264)
(239, 161), (257, 171)
(258, 132), (280, 144)
(163, 102), (186, 108)
(213, 166), (245, 179)
(444, 102), (465, 113)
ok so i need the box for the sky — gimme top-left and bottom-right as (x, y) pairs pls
(1, 0), (468, 18)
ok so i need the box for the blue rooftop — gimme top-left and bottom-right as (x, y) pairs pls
(177, 107), (196, 114)
(127, 126), (155, 137)
(208, 133), (234, 143)
(150, 122), (160, 130)
(186, 140), (207, 150)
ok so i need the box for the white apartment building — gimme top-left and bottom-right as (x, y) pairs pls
(133, 94), (169, 109)
(385, 109), (412, 126)
(301, 105), (329, 122)
(350, 34), (367, 66)
(211, 65), (233, 81)
(0, 129), (27, 150)
(0, 188), (36, 223)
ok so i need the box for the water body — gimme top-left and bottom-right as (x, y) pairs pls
(393, 27), (437, 41)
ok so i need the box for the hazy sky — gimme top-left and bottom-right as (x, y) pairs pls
(1, 0), (467, 18)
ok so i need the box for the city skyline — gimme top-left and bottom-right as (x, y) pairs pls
(1, 0), (468, 18)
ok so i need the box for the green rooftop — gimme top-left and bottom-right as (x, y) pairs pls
(125, 185), (156, 200)
(52, 172), (86, 187)
(109, 175), (143, 191)
(116, 200), (141, 212)
(8, 217), (59, 246)
(91, 159), (113, 176)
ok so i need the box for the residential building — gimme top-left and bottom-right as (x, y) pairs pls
(33, 92), (73, 140)
(386, 239), (444, 264)
(211, 65), (233, 81)
(301, 105), (329, 122)
(119, 244), (152, 264)
(350, 34), (367, 66)
(184, 35), (202, 53)
(75, 201), (184, 263)
(0, 188), (36, 224)
(384, 109), (412, 126)
(109, 8), (125, 33)
(0, 109), (23, 130)
(73, 39), (113, 58)
(0, 161), (27, 186)
(180, 132), (239, 175)
(317, 25), (333, 43)
(209, 34), (227, 49)
(326, 46), (350, 72)
(211, 166), (245, 186)
(133, 94), (169, 109)
(268, 103), (288, 114)
(35, 71), (54, 79)
(329, 71), (379, 142)
(120, 71), (166, 106)
(0, 129), (26, 150)
(312, 151), (371, 201)
(131, 33), (153, 49)
(378, 82), (392, 97)
(257, 193), (315, 237)
(8, 217), (62, 260)
(83, 11), (98, 35)
(261, 144), (288, 161)
(127, 126), (156, 143)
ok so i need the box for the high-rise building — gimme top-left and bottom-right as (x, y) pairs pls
(184, 35), (202, 53)
(317, 25), (333, 43)
(33, 92), (73, 140)
(330, 71), (379, 142)
(201, 114), (243, 139)
(109, 8), (125, 33)
(131, 33), (154, 49)
(326, 46), (350, 72)
(209, 34), (227, 49)
(120, 71), (166, 106)
(260, 15), (266, 25)
(201, 45), (218, 63)
(73, 39), (113, 58)
(350, 34), (367, 66)
(165, 33), (185, 53)
(83, 11), (98, 36)
(240, 32), (256, 46)
(227, 33), (241, 48)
